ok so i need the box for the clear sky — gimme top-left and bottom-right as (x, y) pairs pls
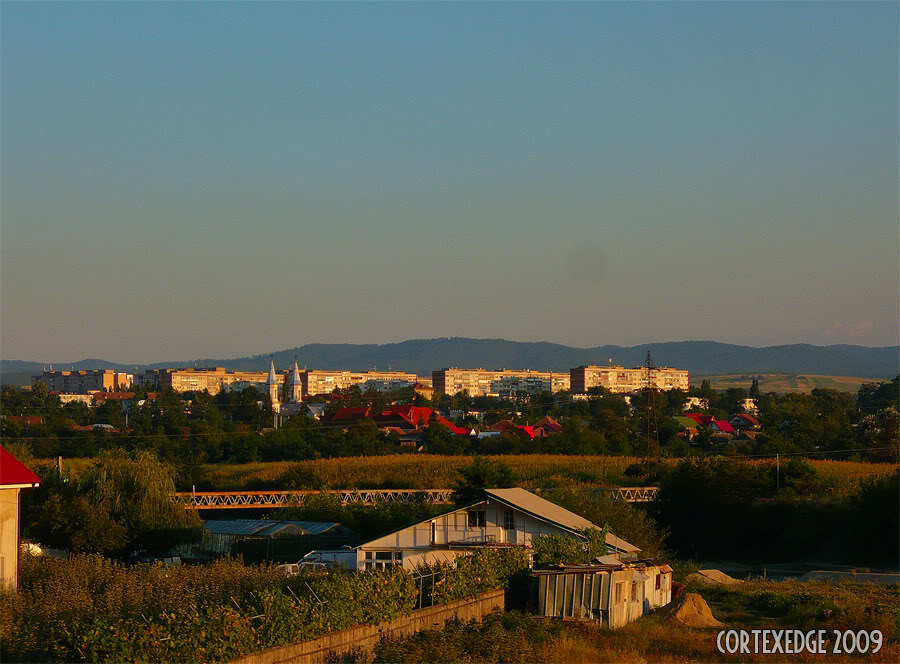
(1, 1), (897, 363)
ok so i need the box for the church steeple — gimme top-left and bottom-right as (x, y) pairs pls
(289, 360), (302, 403)
(267, 360), (280, 407)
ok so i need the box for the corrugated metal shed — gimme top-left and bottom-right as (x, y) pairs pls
(203, 520), (340, 537)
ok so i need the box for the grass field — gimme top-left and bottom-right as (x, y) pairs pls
(697, 373), (882, 394)
(40, 454), (899, 495)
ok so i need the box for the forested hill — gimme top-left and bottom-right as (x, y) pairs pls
(3, 339), (898, 382)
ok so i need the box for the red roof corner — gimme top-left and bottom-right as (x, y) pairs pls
(0, 445), (41, 488)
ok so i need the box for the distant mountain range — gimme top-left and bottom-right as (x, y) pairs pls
(2, 339), (898, 386)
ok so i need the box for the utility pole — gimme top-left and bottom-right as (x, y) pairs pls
(645, 351), (659, 464)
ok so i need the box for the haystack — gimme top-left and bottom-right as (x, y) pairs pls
(685, 569), (742, 586)
(660, 593), (724, 628)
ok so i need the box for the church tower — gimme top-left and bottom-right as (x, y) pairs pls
(289, 360), (302, 403)
(267, 360), (281, 411)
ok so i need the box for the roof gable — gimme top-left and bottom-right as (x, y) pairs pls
(0, 445), (41, 488)
(485, 488), (640, 554)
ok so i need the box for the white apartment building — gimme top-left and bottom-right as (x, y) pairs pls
(432, 368), (570, 397)
(302, 370), (418, 397)
(33, 369), (133, 394)
(570, 365), (689, 394)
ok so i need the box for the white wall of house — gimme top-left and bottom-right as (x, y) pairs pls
(356, 498), (588, 571)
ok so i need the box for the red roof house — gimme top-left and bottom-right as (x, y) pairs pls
(330, 407), (372, 422)
(684, 413), (714, 427)
(0, 446), (41, 489)
(729, 414), (760, 429)
(1, 445), (41, 589)
(710, 420), (735, 434)
(1, 415), (44, 427)
(532, 416), (562, 434)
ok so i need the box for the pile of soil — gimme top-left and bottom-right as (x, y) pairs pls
(685, 569), (742, 586)
(660, 593), (724, 628)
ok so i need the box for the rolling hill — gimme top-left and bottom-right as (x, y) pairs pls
(2, 338), (897, 385)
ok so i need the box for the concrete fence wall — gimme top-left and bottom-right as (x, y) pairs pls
(230, 588), (506, 664)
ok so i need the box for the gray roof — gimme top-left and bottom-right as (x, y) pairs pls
(203, 519), (339, 537)
(485, 488), (640, 554)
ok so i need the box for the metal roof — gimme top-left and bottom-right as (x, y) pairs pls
(203, 519), (339, 537)
(485, 488), (640, 554)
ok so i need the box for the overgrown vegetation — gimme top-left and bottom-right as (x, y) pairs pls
(532, 527), (609, 566)
(0, 549), (527, 663)
(24, 450), (202, 556)
(371, 579), (900, 663)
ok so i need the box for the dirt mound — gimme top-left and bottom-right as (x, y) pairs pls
(661, 593), (724, 628)
(686, 569), (742, 586)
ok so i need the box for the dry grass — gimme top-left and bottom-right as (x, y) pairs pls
(42, 455), (898, 492)
(698, 373), (879, 394)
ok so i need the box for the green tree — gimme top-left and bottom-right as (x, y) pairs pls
(452, 456), (514, 505)
(749, 379), (761, 398)
(543, 488), (668, 557)
(532, 527), (609, 566)
(29, 449), (203, 556)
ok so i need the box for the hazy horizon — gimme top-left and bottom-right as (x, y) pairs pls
(2, 1), (898, 363)
(3, 336), (898, 368)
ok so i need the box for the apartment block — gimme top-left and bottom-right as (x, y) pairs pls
(302, 370), (419, 397)
(432, 368), (571, 397)
(33, 369), (132, 394)
(570, 365), (689, 394)
(134, 367), (269, 395)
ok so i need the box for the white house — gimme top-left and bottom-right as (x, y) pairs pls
(344, 487), (640, 572)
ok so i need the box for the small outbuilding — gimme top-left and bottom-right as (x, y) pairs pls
(178, 519), (355, 564)
(530, 559), (672, 628)
(1, 445), (42, 588)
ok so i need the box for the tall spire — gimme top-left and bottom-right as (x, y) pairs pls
(290, 359), (302, 403)
(268, 359), (278, 385)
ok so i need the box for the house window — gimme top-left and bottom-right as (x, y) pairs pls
(363, 551), (403, 570)
(631, 582), (639, 601)
(655, 574), (661, 590)
(503, 509), (515, 530)
(467, 510), (486, 527)
(614, 582), (624, 603)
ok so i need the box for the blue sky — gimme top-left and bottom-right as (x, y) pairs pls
(2, 1), (897, 363)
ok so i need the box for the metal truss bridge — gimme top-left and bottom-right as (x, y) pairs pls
(174, 486), (659, 510)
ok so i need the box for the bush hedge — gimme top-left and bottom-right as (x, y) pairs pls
(1, 549), (527, 663)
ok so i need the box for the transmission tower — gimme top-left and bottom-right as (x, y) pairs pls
(644, 350), (660, 463)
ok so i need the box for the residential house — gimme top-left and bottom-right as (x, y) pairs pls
(533, 416), (563, 435)
(710, 420), (735, 434)
(349, 487), (640, 572)
(684, 413), (714, 428)
(740, 398), (760, 415)
(682, 397), (709, 411)
(729, 414), (761, 430)
(0, 415), (44, 427)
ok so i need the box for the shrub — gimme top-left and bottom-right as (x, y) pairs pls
(1, 549), (521, 663)
(532, 527), (609, 566)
